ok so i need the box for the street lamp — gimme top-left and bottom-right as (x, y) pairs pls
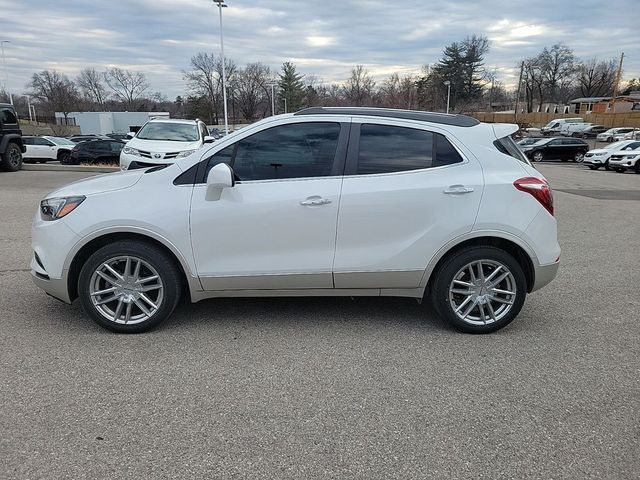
(268, 83), (277, 116)
(212, 0), (229, 135)
(1, 41), (12, 105)
(443, 80), (451, 114)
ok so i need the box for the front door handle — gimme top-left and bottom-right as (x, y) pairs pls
(444, 185), (474, 195)
(300, 196), (332, 206)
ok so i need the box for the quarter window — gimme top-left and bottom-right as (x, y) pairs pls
(356, 124), (461, 174)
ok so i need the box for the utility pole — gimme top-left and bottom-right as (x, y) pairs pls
(1, 41), (12, 105)
(26, 95), (32, 122)
(514, 61), (524, 123)
(610, 52), (624, 113)
(213, 0), (229, 135)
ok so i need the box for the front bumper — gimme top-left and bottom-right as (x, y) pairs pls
(30, 264), (71, 304)
(583, 157), (604, 164)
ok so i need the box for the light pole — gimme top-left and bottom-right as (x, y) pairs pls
(268, 83), (276, 116)
(213, 0), (229, 135)
(443, 80), (451, 114)
(26, 95), (32, 122)
(283, 97), (287, 114)
(1, 41), (12, 105)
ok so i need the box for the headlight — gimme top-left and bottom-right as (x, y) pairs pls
(594, 152), (604, 156)
(175, 149), (196, 159)
(40, 196), (86, 221)
(123, 146), (140, 156)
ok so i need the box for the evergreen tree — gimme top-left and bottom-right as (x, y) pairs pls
(278, 62), (305, 112)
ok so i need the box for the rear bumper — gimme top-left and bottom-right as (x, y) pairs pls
(531, 261), (559, 292)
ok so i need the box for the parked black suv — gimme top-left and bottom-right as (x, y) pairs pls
(521, 137), (589, 163)
(69, 139), (125, 165)
(0, 103), (25, 171)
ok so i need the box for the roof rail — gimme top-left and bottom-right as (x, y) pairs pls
(294, 106), (480, 127)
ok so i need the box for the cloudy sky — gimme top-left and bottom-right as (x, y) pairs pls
(1, 0), (638, 98)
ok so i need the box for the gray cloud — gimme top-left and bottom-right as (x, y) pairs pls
(1, 0), (638, 98)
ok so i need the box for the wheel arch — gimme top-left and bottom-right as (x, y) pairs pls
(421, 233), (537, 295)
(66, 229), (199, 302)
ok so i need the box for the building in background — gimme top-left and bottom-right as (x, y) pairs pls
(54, 111), (170, 135)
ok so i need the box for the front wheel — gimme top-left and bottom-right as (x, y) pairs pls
(78, 241), (182, 333)
(1, 142), (23, 172)
(574, 152), (585, 163)
(58, 150), (71, 165)
(430, 246), (527, 334)
(532, 151), (544, 162)
(588, 165), (599, 170)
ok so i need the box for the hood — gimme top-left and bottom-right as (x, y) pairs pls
(587, 148), (610, 154)
(126, 137), (202, 153)
(45, 169), (144, 198)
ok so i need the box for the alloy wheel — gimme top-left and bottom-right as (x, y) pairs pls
(8, 147), (21, 167)
(448, 259), (517, 326)
(574, 152), (584, 163)
(89, 255), (164, 325)
(533, 152), (543, 162)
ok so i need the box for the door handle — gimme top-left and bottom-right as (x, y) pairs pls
(300, 196), (332, 206)
(443, 185), (474, 194)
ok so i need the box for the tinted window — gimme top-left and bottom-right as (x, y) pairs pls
(494, 136), (529, 164)
(34, 137), (54, 146)
(1, 107), (18, 124)
(357, 124), (433, 174)
(23, 137), (34, 145)
(110, 141), (124, 153)
(434, 134), (464, 166)
(204, 144), (235, 178)
(548, 139), (562, 146)
(232, 122), (340, 180)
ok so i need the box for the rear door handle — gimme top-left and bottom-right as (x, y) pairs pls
(300, 196), (332, 206)
(444, 185), (474, 195)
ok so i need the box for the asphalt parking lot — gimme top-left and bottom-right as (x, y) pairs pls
(1, 164), (638, 479)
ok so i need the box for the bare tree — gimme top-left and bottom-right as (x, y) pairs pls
(77, 68), (107, 108)
(344, 65), (375, 106)
(28, 70), (80, 120)
(104, 67), (150, 110)
(577, 58), (617, 97)
(234, 62), (271, 120)
(184, 52), (237, 124)
(539, 44), (577, 103)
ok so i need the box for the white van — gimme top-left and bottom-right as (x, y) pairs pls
(541, 118), (584, 136)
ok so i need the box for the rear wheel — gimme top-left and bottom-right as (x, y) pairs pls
(430, 246), (527, 334)
(78, 241), (182, 333)
(588, 165), (599, 170)
(635, 162), (640, 174)
(604, 160), (611, 171)
(0, 142), (23, 172)
(615, 168), (625, 173)
(532, 151), (544, 162)
(574, 152), (585, 163)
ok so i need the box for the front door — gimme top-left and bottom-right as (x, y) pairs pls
(333, 121), (484, 289)
(190, 120), (348, 290)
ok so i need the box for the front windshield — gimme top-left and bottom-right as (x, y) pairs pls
(48, 137), (75, 146)
(136, 122), (199, 142)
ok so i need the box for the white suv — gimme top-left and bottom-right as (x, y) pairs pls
(119, 118), (214, 170)
(31, 107), (560, 334)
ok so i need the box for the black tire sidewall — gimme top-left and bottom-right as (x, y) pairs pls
(77, 241), (181, 333)
(430, 246), (527, 334)
(59, 151), (71, 164)
(1, 143), (23, 172)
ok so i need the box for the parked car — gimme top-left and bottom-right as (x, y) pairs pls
(119, 119), (215, 170)
(521, 137), (589, 162)
(540, 118), (583, 136)
(578, 125), (607, 138)
(0, 102), (24, 172)
(597, 127), (635, 142)
(207, 128), (224, 140)
(583, 140), (639, 170)
(31, 107), (560, 334)
(22, 136), (75, 164)
(607, 141), (640, 173)
(106, 133), (131, 142)
(69, 139), (125, 165)
(618, 128), (640, 141)
(561, 122), (591, 137)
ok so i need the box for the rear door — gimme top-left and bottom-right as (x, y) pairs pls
(333, 120), (483, 289)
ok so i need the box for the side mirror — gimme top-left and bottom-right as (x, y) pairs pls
(126, 132), (135, 139)
(203, 135), (216, 144)
(206, 163), (234, 189)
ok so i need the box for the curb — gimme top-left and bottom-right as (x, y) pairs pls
(22, 164), (119, 173)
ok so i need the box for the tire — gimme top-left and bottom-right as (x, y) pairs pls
(635, 162), (640, 174)
(78, 241), (182, 333)
(532, 151), (544, 162)
(588, 165), (599, 170)
(430, 246), (527, 334)
(574, 151), (585, 163)
(58, 150), (71, 165)
(604, 160), (611, 171)
(615, 168), (625, 173)
(0, 142), (23, 172)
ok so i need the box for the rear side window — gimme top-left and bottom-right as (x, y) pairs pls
(1, 107), (18, 124)
(356, 124), (462, 174)
(494, 136), (530, 164)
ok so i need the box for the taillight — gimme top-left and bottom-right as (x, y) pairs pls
(513, 177), (554, 216)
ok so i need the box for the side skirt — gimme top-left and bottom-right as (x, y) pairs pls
(190, 287), (424, 303)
